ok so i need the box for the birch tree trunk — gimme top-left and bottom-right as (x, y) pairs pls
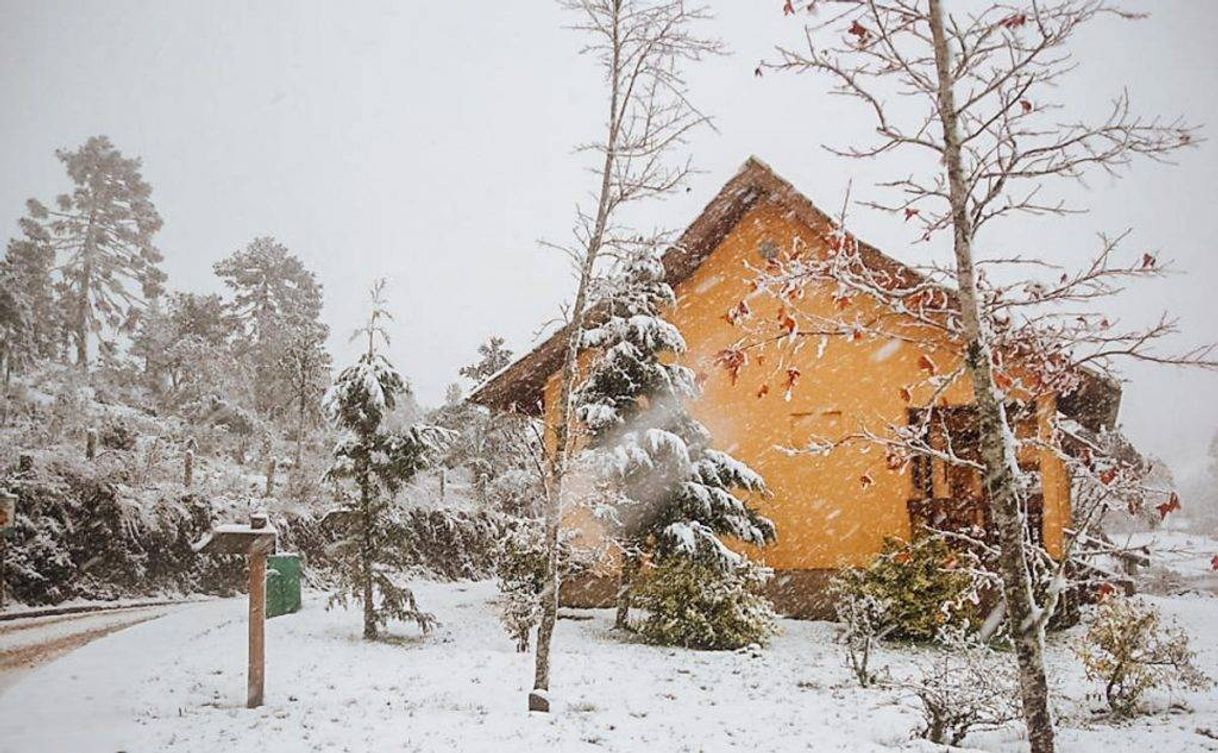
(927, 2), (1055, 750)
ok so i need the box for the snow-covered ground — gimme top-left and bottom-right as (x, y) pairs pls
(0, 603), (189, 693)
(1, 581), (1216, 753)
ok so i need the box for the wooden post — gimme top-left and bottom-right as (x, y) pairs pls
(247, 548), (266, 708)
(85, 428), (97, 460)
(264, 458), (276, 498)
(184, 449), (194, 489)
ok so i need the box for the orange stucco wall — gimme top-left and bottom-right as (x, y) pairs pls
(545, 198), (1070, 569)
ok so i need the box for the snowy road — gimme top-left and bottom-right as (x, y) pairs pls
(0, 602), (190, 694)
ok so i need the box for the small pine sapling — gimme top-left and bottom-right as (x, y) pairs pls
(323, 279), (450, 640)
(496, 523), (547, 653)
(1074, 596), (1211, 717)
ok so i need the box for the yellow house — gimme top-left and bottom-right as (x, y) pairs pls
(471, 158), (1119, 618)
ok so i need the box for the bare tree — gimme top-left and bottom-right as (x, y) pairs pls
(752, 3), (1209, 751)
(528, 0), (721, 712)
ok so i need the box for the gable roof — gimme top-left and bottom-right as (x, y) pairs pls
(468, 156), (1120, 430)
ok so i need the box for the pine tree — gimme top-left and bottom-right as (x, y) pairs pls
(131, 292), (240, 403)
(575, 246), (775, 628)
(23, 136), (165, 370)
(278, 321), (331, 468)
(458, 336), (513, 385)
(1, 236), (58, 366)
(214, 237), (326, 415)
(323, 279), (449, 640)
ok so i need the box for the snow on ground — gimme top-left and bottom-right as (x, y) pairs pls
(0, 604), (189, 693)
(0, 582), (1216, 753)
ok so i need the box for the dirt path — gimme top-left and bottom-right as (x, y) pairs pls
(0, 604), (184, 694)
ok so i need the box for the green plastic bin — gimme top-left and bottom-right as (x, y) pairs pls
(266, 553), (302, 618)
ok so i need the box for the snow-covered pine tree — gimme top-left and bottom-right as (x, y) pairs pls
(323, 279), (449, 640)
(575, 245), (775, 628)
(22, 136), (165, 371)
(214, 237), (327, 417)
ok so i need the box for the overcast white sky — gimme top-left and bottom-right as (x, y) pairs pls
(1, 1), (1215, 493)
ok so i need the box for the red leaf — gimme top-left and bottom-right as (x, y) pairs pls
(725, 300), (751, 325)
(1156, 492), (1181, 520)
(833, 295), (852, 310)
(1211, 555), (1218, 571)
(918, 354), (938, 375)
(777, 307), (797, 335)
(999, 13), (1027, 29)
(1141, 253), (1156, 269)
(848, 20), (870, 42)
(1095, 582), (1116, 602)
(1099, 468), (1118, 485)
(903, 207), (920, 222)
(885, 449), (905, 471)
(782, 0), (795, 15)
(1020, 99), (1033, 114)
(714, 348), (748, 385)
(859, 472), (874, 490)
(993, 371), (1013, 392)
(756, 383), (770, 399)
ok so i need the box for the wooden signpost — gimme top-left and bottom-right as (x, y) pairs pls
(193, 511), (277, 708)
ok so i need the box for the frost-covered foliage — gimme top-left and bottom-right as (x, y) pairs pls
(493, 522), (590, 652)
(631, 557), (776, 650)
(575, 246), (774, 583)
(831, 536), (983, 644)
(2, 458), (241, 605)
(495, 523), (548, 652)
(890, 639), (1020, 746)
(322, 282), (451, 640)
(432, 383), (544, 516)
(1074, 596), (1211, 717)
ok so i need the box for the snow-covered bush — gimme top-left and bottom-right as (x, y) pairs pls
(98, 415), (139, 451)
(495, 523), (547, 652)
(493, 521), (590, 652)
(830, 573), (891, 687)
(832, 535), (982, 643)
(891, 639), (1019, 746)
(1074, 596), (1211, 717)
(3, 458), (242, 604)
(631, 558), (776, 650)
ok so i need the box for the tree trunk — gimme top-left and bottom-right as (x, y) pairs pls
(614, 550), (640, 630)
(927, 2), (1056, 752)
(295, 396), (306, 469)
(76, 219), (95, 372)
(360, 480), (377, 641)
(531, 0), (624, 711)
